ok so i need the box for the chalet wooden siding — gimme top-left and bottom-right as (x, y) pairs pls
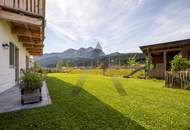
(140, 39), (190, 79)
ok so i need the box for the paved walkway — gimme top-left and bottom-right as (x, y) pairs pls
(0, 82), (51, 113)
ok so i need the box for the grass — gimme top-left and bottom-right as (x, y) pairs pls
(0, 73), (190, 130)
(62, 68), (144, 78)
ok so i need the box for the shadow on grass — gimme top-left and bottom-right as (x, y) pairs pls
(71, 70), (88, 96)
(112, 77), (127, 96)
(0, 76), (146, 130)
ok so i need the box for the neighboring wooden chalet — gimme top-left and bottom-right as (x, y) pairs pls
(140, 39), (190, 78)
(0, 0), (45, 93)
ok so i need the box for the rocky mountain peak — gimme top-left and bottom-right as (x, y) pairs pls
(96, 42), (103, 51)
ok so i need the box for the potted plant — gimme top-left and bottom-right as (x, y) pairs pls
(20, 70), (43, 104)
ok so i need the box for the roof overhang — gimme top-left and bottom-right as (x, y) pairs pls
(0, 7), (45, 56)
(140, 39), (190, 54)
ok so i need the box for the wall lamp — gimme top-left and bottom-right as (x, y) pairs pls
(2, 42), (9, 49)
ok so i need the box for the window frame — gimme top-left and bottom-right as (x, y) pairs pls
(9, 42), (15, 68)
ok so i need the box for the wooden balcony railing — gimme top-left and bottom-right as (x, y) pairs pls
(0, 0), (45, 17)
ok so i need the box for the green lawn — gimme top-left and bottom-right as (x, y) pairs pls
(0, 73), (190, 130)
(62, 68), (144, 77)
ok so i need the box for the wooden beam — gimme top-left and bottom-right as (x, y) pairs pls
(163, 51), (167, 72)
(18, 34), (41, 39)
(27, 47), (43, 51)
(28, 48), (43, 51)
(30, 53), (43, 56)
(23, 42), (43, 45)
(26, 46), (43, 49)
(27, 50), (43, 52)
(29, 51), (43, 55)
(149, 48), (182, 54)
(147, 48), (152, 76)
(25, 45), (43, 48)
(11, 26), (41, 34)
(42, 0), (46, 17)
(18, 35), (41, 40)
(0, 9), (42, 26)
(29, 51), (43, 54)
(30, 51), (42, 53)
(28, 49), (43, 52)
(12, 28), (41, 38)
(19, 37), (41, 42)
(181, 46), (189, 58)
(12, 22), (42, 31)
(18, 33), (41, 39)
(23, 43), (44, 47)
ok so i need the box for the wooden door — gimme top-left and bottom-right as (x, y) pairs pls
(15, 47), (19, 83)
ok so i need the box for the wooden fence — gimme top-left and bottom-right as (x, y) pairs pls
(165, 71), (190, 90)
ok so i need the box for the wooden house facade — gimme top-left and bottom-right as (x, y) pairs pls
(140, 39), (190, 79)
(0, 0), (45, 93)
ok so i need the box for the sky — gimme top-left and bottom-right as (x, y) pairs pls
(44, 0), (190, 54)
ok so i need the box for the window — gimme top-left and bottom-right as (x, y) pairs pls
(9, 42), (15, 68)
(26, 56), (29, 69)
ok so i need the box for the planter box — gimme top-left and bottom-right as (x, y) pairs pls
(21, 88), (42, 104)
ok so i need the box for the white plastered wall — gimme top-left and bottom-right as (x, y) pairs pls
(0, 20), (30, 93)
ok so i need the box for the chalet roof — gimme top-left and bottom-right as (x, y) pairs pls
(140, 39), (190, 51)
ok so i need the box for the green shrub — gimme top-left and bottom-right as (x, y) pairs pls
(128, 56), (137, 68)
(33, 62), (41, 72)
(170, 54), (189, 71)
(20, 70), (43, 90)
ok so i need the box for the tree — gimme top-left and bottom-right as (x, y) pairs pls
(101, 59), (109, 76)
(127, 55), (137, 68)
(170, 53), (189, 71)
(33, 62), (41, 72)
(56, 60), (64, 70)
(144, 57), (154, 79)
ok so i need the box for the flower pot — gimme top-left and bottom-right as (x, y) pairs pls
(21, 87), (42, 104)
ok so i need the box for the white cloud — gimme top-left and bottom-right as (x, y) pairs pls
(47, 23), (78, 41)
(45, 0), (190, 54)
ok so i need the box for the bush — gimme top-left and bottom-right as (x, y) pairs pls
(170, 54), (189, 71)
(128, 56), (137, 68)
(20, 70), (43, 90)
(33, 62), (41, 72)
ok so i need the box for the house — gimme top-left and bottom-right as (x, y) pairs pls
(0, 0), (46, 93)
(140, 39), (190, 79)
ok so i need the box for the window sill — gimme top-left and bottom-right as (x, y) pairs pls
(9, 65), (15, 69)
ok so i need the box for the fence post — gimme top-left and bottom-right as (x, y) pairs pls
(165, 71), (190, 89)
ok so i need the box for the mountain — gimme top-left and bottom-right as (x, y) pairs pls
(108, 52), (121, 56)
(35, 42), (145, 67)
(96, 42), (103, 50)
(36, 56), (62, 67)
(35, 44), (105, 67)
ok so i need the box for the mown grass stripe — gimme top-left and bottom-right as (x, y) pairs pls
(112, 77), (127, 96)
(71, 69), (89, 96)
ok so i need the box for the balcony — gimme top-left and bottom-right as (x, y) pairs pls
(0, 0), (45, 17)
(0, 0), (46, 56)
